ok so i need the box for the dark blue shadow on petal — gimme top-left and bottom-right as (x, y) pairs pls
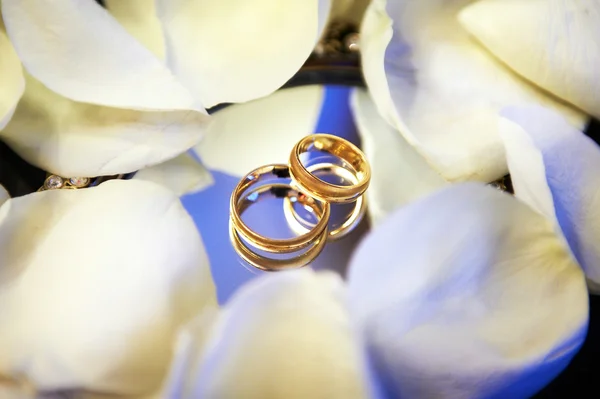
(533, 296), (599, 398)
(532, 118), (600, 398)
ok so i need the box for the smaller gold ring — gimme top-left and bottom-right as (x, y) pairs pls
(230, 164), (330, 254)
(229, 183), (328, 271)
(289, 133), (371, 204)
(283, 162), (367, 241)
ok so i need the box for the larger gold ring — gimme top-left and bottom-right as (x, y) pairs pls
(289, 133), (371, 203)
(283, 162), (367, 241)
(229, 182), (329, 271)
(230, 164), (330, 254)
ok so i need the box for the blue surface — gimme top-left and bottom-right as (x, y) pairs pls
(182, 85), (363, 304)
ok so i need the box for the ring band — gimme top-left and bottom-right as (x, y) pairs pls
(289, 133), (371, 203)
(229, 183), (328, 271)
(283, 162), (367, 241)
(230, 164), (330, 254)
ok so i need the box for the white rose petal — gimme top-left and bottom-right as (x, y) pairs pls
(360, 0), (586, 182)
(0, 74), (210, 177)
(460, 0), (600, 118)
(155, 0), (329, 108)
(105, 0), (166, 59)
(501, 105), (600, 292)
(1, 0), (198, 111)
(350, 88), (447, 225)
(133, 152), (214, 197)
(194, 85), (323, 176)
(162, 270), (375, 398)
(348, 183), (588, 398)
(0, 179), (216, 396)
(0, 17), (24, 130)
(499, 111), (559, 224)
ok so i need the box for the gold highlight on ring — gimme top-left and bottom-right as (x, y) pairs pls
(289, 133), (370, 204)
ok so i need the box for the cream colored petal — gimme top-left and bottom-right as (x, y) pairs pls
(105, 0), (166, 59)
(133, 153), (214, 197)
(0, 179), (216, 396)
(162, 270), (375, 399)
(1, 0), (198, 111)
(348, 183), (588, 398)
(193, 86), (323, 176)
(156, 0), (327, 107)
(460, 0), (600, 118)
(499, 114), (558, 224)
(0, 18), (24, 130)
(160, 309), (220, 399)
(500, 105), (600, 292)
(360, 0), (586, 182)
(0, 74), (209, 177)
(350, 88), (448, 225)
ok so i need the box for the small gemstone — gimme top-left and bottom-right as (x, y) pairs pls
(44, 175), (64, 190)
(69, 177), (90, 188)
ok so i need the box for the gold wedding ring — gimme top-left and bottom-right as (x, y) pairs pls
(229, 133), (371, 271)
(229, 164), (330, 270)
(289, 133), (370, 204)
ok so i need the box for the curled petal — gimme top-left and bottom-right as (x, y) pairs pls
(0, 74), (209, 177)
(156, 0), (328, 107)
(0, 180), (216, 395)
(501, 105), (600, 291)
(460, 0), (600, 118)
(194, 86), (323, 176)
(499, 111), (559, 224)
(133, 152), (214, 197)
(350, 88), (447, 225)
(0, 18), (24, 130)
(1, 0), (197, 111)
(105, 0), (166, 59)
(360, 0), (586, 182)
(162, 270), (376, 398)
(348, 183), (588, 398)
